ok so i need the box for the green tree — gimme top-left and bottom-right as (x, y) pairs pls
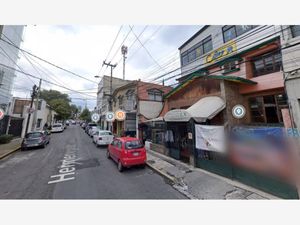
(40, 89), (72, 120)
(79, 108), (91, 122)
(51, 99), (72, 120)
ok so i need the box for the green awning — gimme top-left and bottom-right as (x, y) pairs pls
(164, 72), (257, 99)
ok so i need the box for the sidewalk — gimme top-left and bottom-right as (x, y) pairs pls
(0, 138), (22, 160)
(146, 149), (280, 199)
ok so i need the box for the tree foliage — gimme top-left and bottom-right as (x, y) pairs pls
(79, 108), (91, 122)
(40, 89), (72, 120)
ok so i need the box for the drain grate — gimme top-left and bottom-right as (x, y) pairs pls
(76, 158), (100, 170)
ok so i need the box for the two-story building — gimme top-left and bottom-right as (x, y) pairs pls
(96, 75), (131, 130)
(281, 25), (300, 131)
(146, 25), (299, 199)
(7, 97), (57, 137)
(112, 80), (172, 139)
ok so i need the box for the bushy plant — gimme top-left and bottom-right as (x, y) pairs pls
(0, 134), (13, 144)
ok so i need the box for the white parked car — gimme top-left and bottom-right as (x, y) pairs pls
(88, 126), (99, 137)
(93, 130), (114, 147)
(51, 123), (64, 133)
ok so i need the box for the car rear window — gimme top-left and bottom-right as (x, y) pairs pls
(26, 132), (43, 138)
(88, 123), (97, 127)
(125, 140), (143, 150)
(52, 124), (62, 127)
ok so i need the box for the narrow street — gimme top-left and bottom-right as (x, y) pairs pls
(0, 125), (186, 199)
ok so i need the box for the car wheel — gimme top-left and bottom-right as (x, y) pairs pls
(106, 150), (110, 159)
(42, 143), (46, 148)
(117, 161), (123, 172)
(21, 147), (26, 151)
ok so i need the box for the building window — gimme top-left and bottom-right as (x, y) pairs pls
(181, 35), (213, 66)
(37, 100), (42, 110)
(222, 25), (258, 43)
(252, 51), (282, 77)
(291, 25), (300, 38)
(202, 36), (213, 54)
(249, 94), (288, 124)
(223, 61), (237, 73)
(148, 90), (163, 101)
(0, 70), (4, 85)
(37, 119), (42, 128)
(118, 96), (123, 109)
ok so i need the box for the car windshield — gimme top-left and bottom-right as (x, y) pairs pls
(125, 140), (143, 150)
(99, 131), (112, 136)
(26, 132), (42, 138)
(52, 124), (62, 127)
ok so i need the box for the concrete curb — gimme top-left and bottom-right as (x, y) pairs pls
(0, 145), (21, 160)
(146, 161), (176, 183)
(146, 161), (196, 199)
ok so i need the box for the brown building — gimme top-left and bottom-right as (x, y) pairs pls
(111, 80), (172, 138)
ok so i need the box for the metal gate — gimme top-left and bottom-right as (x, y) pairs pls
(8, 117), (23, 137)
(0, 115), (9, 135)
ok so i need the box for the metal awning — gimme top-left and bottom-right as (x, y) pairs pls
(164, 96), (226, 122)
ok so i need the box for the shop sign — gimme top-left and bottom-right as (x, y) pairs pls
(105, 111), (115, 122)
(195, 124), (225, 153)
(206, 41), (237, 64)
(115, 110), (126, 121)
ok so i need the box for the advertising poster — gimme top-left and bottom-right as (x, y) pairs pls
(195, 124), (225, 153)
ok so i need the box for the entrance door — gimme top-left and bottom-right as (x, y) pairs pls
(8, 117), (23, 137)
(166, 122), (190, 163)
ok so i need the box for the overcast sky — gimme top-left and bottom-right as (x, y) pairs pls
(12, 25), (202, 110)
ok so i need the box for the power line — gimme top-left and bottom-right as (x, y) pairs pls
(141, 26), (274, 84)
(0, 33), (98, 84)
(0, 45), (36, 85)
(98, 25), (123, 76)
(114, 25), (150, 71)
(99, 25), (134, 78)
(0, 62), (97, 98)
(129, 25), (166, 73)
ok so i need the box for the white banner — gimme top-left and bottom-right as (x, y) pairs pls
(195, 124), (225, 153)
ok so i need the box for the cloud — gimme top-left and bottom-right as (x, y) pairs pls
(11, 25), (202, 109)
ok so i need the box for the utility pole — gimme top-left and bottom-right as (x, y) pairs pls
(25, 84), (38, 135)
(121, 45), (128, 80)
(102, 60), (117, 131)
(32, 78), (42, 130)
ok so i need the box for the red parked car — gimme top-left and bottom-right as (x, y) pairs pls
(107, 137), (147, 172)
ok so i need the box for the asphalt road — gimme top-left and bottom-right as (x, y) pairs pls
(0, 125), (186, 199)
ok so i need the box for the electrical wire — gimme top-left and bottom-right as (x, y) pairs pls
(0, 33), (98, 84)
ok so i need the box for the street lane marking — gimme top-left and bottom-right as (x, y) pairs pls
(48, 144), (81, 184)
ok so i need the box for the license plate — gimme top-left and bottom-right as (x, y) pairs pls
(133, 152), (139, 156)
(28, 143), (39, 147)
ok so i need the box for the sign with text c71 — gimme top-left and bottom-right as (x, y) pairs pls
(206, 41), (237, 64)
